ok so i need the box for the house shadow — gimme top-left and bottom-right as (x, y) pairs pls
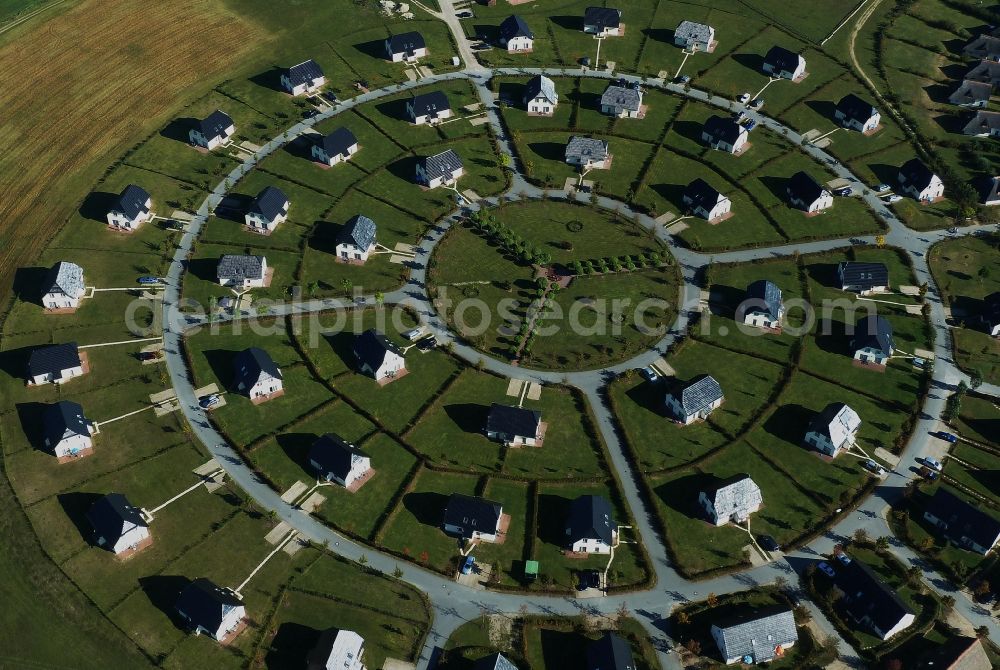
(387, 155), (422, 183)
(814, 316), (852, 355)
(655, 472), (717, 518)
(276, 432), (317, 476)
(323, 331), (358, 370)
(57, 492), (104, 544)
(214, 193), (253, 222)
(15, 402), (48, 451)
(283, 134), (316, 161)
(549, 15), (581, 31)
(650, 182), (685, 211)
(971, 468), (1000, 492)
(526, 141), (566, 162)
(624, 379), (670, 418)
(573, 89), (603, 112)
(12, 266), (50, 304)
(265, 622), (320, 669)
(497, 81), (526, 106)
(758, 175), (789, 203)
(671, 119), (705, 145)
(249, 67), (285, 93)
(803, 262), (839, 289)
(443, 403), (488, 434)
(307, 220), (341, 254)
(539, 628), (587, 668)
(939, 62), (970, 81)
(353, 38), (388, 61)
(402, 491), (448, 527)
(137, 575), (191, 630)
(79, 192), (118, 223)
(161, 118), (195, 144)
(536, 494), (570, 546)
(931, 112), (967, 135)
(642, 27), (674, 45)
(200, 349), (239, 389)
(923, 81), (956, 105)
(375, 97), (410, 124)
(867, 163), (900, 187)
(804, 99), (838, 124)
(0, 346), (32, 382)
(186, 257), (221, 283)
(732, 52), (765, 75)
(762, 403), (811, 447)
(471, 23), (499, 44)
(707, 284), (744, 318)
(963, 415), (1000, 446)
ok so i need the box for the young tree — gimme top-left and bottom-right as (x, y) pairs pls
(706, 592), (719, 607)
(852, 528), (870, 545)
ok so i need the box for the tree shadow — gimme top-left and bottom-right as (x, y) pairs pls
(353, 38), (388, 61)
(12, 266), (50, 304)
(402, 491), (449, 527)
(267, 621), (321, 669)
(200, 349), (239, 389)
(137, 575), (190, 631)
(276, 432), (317, 476)
(443, 403), (488, 435)
(804, 100), (838, 124)
(15, 402), (47, 451)
(762, 403), (811, 447)
(79, 192), (118, 223)
(732, 52), (764, 75)
(57, 492), (104, 544)
(526, 141), (566, 162)
(249, 67), (285, 93)
(161, 118), (196, 144)
(536, 493), (570, 547)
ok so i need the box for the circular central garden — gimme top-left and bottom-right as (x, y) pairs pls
(427, 198), (681, 370)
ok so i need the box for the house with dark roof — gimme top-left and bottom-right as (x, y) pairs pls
(586, 632), (636, 670)
(565, 494), (616, 554)
(354, 329), (406, 382)
(175, 578), (246, 643)
(600, 83), (644, 118)
(786, 171), (833, 213)
(565, 136), (610, 170)
(711, 607), (798, 665)
(474, 652), (519, 670)
(665, 374), (724, 425)
(336, 214), (377, 264)
(385, 31), (427, 62)
(835, 94), (881, 133)
(831, 559), (915, 640)
(966, 33), (1000, 61)
(804, 402), (861, 457)
(982, 292), (1000, 337)
(838, 261), (889, 295)
(675, 20), (716, 52)
(980, 177), (1000, 209)
(762, 46), (807, 81)
(281, 59), (325, 96)
(407, 90), (453, 125)
(699, 475), (762, 526)
(923, 488), (1000, 554)
(965, 59), (1000, 86)
(43, 400), (95, 460)
(416, 149), (464, 189)
(106, 184), (152, 231)
(307, 628), (366, 670)
(683, 178), (731, 222)
(309, 433), (372, 490)
(28, 342), (84, 385)
(244, 185), (289, 233)
(701, 115), (748, 154)
(524, 74), (558, 115)
(851, 315), (894, 367)
(499, 15), (533, 52)
(232, 347), (283, 402)
(963, 109), (1000, 137)
(41, 261), (86, 310)
(898, 158), (944, 202)
(905, 635), (992, 670)
(217, 254), (267, 289)
(189, 110), (235, 150)
(442, 494), (504, 542)
(87, 493), (151, 556)
(950, 80), (993, 108)
(486, 403), (543, 446)
(311, 126), (359, 166)
(583, 6), (622, 36)
(738, 280), (783, 330)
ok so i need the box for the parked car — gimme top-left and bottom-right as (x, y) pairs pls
(137, 276), (160, 285)
(923, 457), (943, 471)
(884, 194), (903, 203)
(918, 465), (939, 481)
(403, 327), (426, 341)
(577, 570), (601, 591)
(165, 219), (184, 230)
(199, 394), (221, 409)
(758, 535), (780, 552)
(738, 92), (751, 104)
(138, 351), (160, 362)
(750, 98), (764, 109)
(875, 183), (891, 193)
(302, 109), (319, 119)
(322, 91), (338, 103)
(472, 42), (492, 52)
(936, 432), (958, 443)
(461, 555), (475, 575)
(639, 366), (659, 382)
(834, 187), (853, 197)
(835, 552), (852, 566)
(817, 561), (836, 578)
(676, 74), (691, 84)
(862, 459), (882, 475)
(416, 336), (437, 352)
(742, 118), (757, 131)
(456, 10), (473, 18)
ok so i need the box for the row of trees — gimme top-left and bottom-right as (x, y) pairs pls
(467, 210), (553, 266)
(569, 252), (663, 276)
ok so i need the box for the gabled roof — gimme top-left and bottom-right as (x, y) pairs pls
(910, 635), (992, 670)
(965, 59), (1000, 83)
(566, 494), (614, 545)
(87, 493), (147, 545)
(833, 560), (912, 636)
(233, 347), (282, 388)
(964, 109), (1000, 135)
(28, 342), (81, 377)
(702, 115), (746, 145)
(899, 158), (938, 190)
(250, 185), (289, 221)
(981, 176), (1000, 205)
(421, 149), (464, 178)
(443, 494), (503, 536)
(763, 45), (802, 73)
(500, 14), (533, 41)
(317, 126), (358, 157)
(926, 488), (1000, 552)
(702, 475), (762, 515)
(586, 632), (636, 670)
(583, 6), (622, 30)
(197, 110), (234, 139)
(951, 80), (993, 106)
(684, 178), (725, 212)
(338, 214), (377, 249)
(409, 90), (451, 118)
(675, 20), (714, 43)
(786, 171), (827, 205)
(286, 59), (324, 86)
(838, 261), (888, 289)
(217, 254), (266, 283)
(808, 402), (860, 449)
(853, 315), (894, 357)
(966, 33), (1000, 58)
(836, 93), (878, 124)
(387, 30), (426, 54)
(745, 279), (782, 321)
(175, 578), (243, 632)
(565, 136), (609, 161)
(524, 74), (558, 105)
(354, 329), (403, 369)
(43, 261), (85, 298)
(309, 433), (367, 480)
(43, 400), (91, 447)
(474, 652), (519, 670)
(487, 403), (541, 438)
(712, 607), (798, 664)
(113, 184), (151, 220)
(600, 84), (642, 112)
(671, 374), (724, 416)
(308, 628), (366, 670)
